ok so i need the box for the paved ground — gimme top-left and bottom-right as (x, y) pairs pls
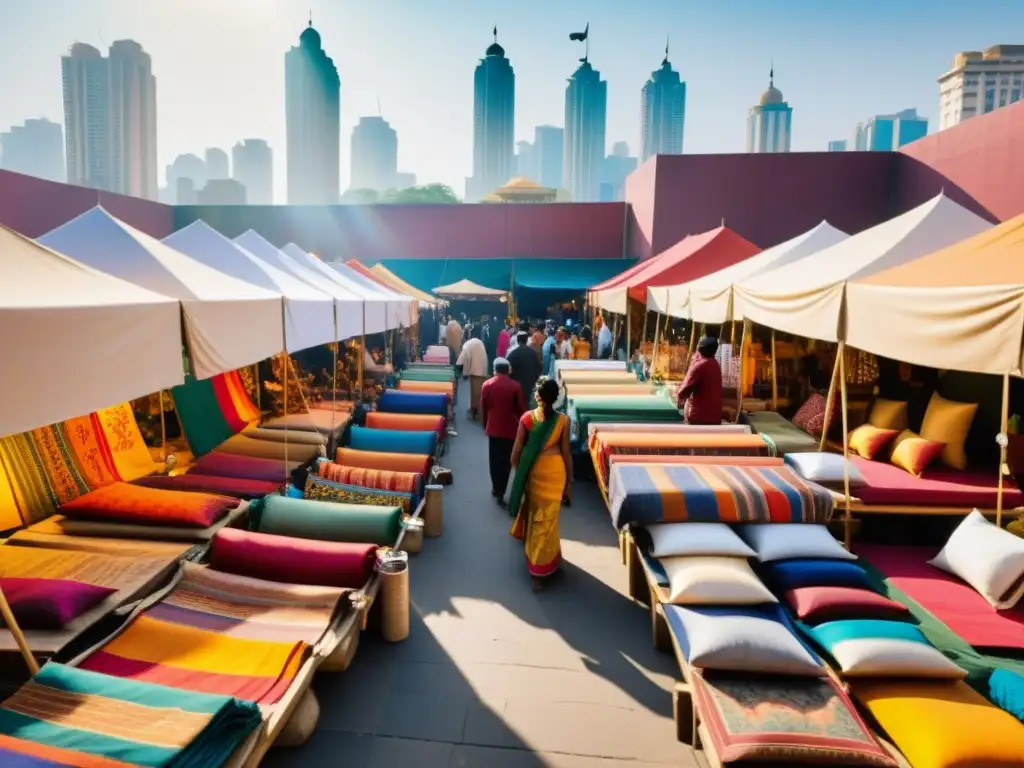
(265, 382), (701, 767)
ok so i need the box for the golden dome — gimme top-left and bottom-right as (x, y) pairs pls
(759, 85), (784, 105)
(501, 176), (545, 190)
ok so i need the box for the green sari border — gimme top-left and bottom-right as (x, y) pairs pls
(509, 409), (559, 520)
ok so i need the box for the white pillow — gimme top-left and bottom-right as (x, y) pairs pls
(739, 524), (856, 562)
(666, 604), (823, 676)
(662, 556), (777, 605)
(647, 523), (756, 558)
(826, 637), (967, 679)
(929, 510), (1024, 609)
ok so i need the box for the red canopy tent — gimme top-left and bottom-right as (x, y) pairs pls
(588, 237), (689, 293)
(590, 227), (761, 314)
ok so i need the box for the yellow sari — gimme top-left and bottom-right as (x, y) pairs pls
(510, 408), (567, 577)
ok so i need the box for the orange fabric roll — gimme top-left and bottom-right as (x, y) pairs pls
(336, 447), (431, 477)
(609, 455), (783, 467)
(366, 412), (444, 434)
(596, 432), (768, 451)
(398, 380), (455, 396)
(565, 384), (652, 396)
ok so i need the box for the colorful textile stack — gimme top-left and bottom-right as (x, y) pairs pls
(316, 459), (422, 496)
(422, 346), (449, 364)
(377, 389), (448, 416)
(0, 662), (262, 768)
(348, 425), (437, 456)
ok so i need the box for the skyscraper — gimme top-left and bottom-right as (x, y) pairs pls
(600, 141), (637, 202)
(62, 40), (157, 198)
(166, 153), (206, 204)
(350, 116), (398, 192)
(564, 59), (607, 202)
(232, 139), (273, 204)
(466, 28), (515, 202)
(533, 125), (564, 190)
(285, 19), (340, 204)
(827, 140), (848, 152)
(640, 46), (686, 161)
(515, 140), (535, 178)
(862, 109), (928, 150)
(0, 118), (65, 182)
(746, 67), (792, 154)
(939, 46), (1024, 130)
(205, 147), (229, 179)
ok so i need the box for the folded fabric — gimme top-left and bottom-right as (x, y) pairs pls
(807, 619), (966, 679)
(988, 668), (1024, 722)
(240, 427), (327, 446)
(211, 527), (376, 588)
(58, 482), (239, 528)
(739, 523), (856, 563)
(214, 434), (320, 463)
(376, 390), (449, 416)
(305, 473), (414, 515)
(190, 452), (299, 483)
(211, 373), (250, 433)
(1, 577), (115, 630)
(348, 425), (437, 456)
(172, 375), (236, 457)
(335, 447), (431, 477)
(96, 403), (161, 482)
(0, 662), (262, 768)
(133, 473), (280, 500)
(646, 522), (756, 558)
(365, 412), (444, 436)
(784, 586), (910, 625)
(929, 509), (1024, 610)
(250, 492), (402, 544)
(766, 559), (875, 592)
(317, 460), (421, 495)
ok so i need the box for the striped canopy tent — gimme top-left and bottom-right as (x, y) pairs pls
(369, 263), (444, 306)
(432, 279), (509, 301)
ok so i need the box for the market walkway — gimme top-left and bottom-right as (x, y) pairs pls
(265, 381), (699, 767)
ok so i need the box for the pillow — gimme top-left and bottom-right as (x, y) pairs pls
(792, 393), (837, 438)
(919, 392), (978, 471)
(868, 398), (908, 431)
(808, 619), (966, 679)
(854, 678), (1024, 768)
(1, 578), (115, 630)
(646, 523), (755, 558)
(889, 430), (945, 477)
(739, 524), (856, 562)
(665, 603), (823, 675)
(784, 586), (910, 624)
(848, 425), (900, 460)
(929, 509), (1024, 610)
(58, 482), (239, 528)
(661, 556), (777, 606)
(766, 559), (875, 592)
(304, 473), (413, 515)
(783, 452), (866, 489)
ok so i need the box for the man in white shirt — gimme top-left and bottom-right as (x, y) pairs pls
(597, 319), (613, 359)
(456, 326), (489, 420)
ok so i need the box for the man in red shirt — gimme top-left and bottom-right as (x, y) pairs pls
(677, 336), (724, 425)
(480, 357), (526, 503)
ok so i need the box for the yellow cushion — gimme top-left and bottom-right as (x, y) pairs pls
(848, 425), (900, 460)
(852, 678), (1024, 768)
(868, 398), (909, 431)
(919, 392), (978, 471)
(890, 430), (945, 477)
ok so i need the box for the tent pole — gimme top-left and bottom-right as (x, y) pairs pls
(652, 311), (664, 375)
(730, 319), (736, 347)
(331, 305), (339, 433)
(819, 349), (842, 452)
(839, 342), (852, 549)
(281, 351), (290, 475)
(640, 310), (649, 354)
(159, 390), (167, 464)
(735, 320), (749, 424)
(687, 322), (696, 362)
(253, 364), (261, 419)
(771, 330), (778, 412)
(0, 587), (38, 676)
(626, 300), (631, 364)
(998, 372), (1010, 528)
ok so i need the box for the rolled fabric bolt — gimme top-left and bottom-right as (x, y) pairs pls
(424, 484), (443, 537)
(379, 549), (410, 642)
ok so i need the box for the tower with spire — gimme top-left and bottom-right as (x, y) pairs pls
(640, 37), (687, 162)
(466, 27), (515, 202)
(285, 16), (341, 203)
(563, 26), (607, 203)
(746, 64), (792, 153)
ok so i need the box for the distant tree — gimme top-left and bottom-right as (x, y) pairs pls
(340, 188), (379, 204)
(381, 183), (460, 204)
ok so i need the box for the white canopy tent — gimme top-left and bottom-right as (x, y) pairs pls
(647, 221), (850, 324)
(163, 221), (336, 353)
(433, 279), (508, 299)
(0, 224), (184, 438)
(329, 261), (414, 329)
(732, 194), (993, 342)
(39, 207), (284, 379)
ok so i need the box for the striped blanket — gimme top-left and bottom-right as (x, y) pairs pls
(79, 563), (346, 704)
(608, 462), (834, 529)
(0, 662), (260, 767)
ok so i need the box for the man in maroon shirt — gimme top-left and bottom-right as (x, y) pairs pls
(677, 336), (724, 425)
(481, 357), (526, 503)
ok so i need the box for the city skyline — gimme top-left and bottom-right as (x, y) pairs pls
(2, 1), (1023, 201)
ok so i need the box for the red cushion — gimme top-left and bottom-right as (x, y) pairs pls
(59, 482), (239, 528)
(851, 456), (1024, 508)
(792, 393), (837, 438)
(190, 452), (296, 483)
(210, 527), (376, 588)
(133, 474), (280, 500)
(783, 586), (910, 624)
(1, 578), (115, 629)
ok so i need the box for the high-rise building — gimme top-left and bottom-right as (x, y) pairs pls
(166, 153), (206, 204)
(600, 141), (637, 202)
(349, 116), (398, 192)
(205, 147), (229, 179)
(827, 140), (848, 152)
(863, 109), (928, 150)
(564, 60), (607, 202)
(0, 118), (65, 182)
(939, 45), (1024, 130)
(285, 19), (341, 204)
(850, 123), (868, 151)
(394, 171), (416, 189)
(533, 125), (563, 191)
(232, 139), (273, 204)
(62, 40), (157, 198)
(197, 179), (247, 205)
(746, 68), (792, 154)
(466, 29), (515, 202)
(640, 48), (686, 161)
(515, 140), (534, 178)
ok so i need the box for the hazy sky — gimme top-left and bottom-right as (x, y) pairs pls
(1, 0), (1021, 201)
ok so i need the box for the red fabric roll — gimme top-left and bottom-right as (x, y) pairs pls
(190, 452), (297, 483)
(210, 528), (377, 588)
(133, 473), (281, 500)
(212, 374), (247, 433)
(336, 447), (431, 477)
(366, 412), (444, 436)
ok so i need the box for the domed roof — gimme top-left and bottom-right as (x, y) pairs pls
(759, 85), (784, 105)
(486, 42), (505, 57)
(300, 23), (321, 48)
(501, 176), (544, 190)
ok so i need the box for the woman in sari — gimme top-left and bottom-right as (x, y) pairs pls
(509, 377), (573, 589)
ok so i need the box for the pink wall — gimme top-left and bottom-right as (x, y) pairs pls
(893, 99), (1024, 222)
(624, 157), (658, 261)
(0, 169), (173, 238)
